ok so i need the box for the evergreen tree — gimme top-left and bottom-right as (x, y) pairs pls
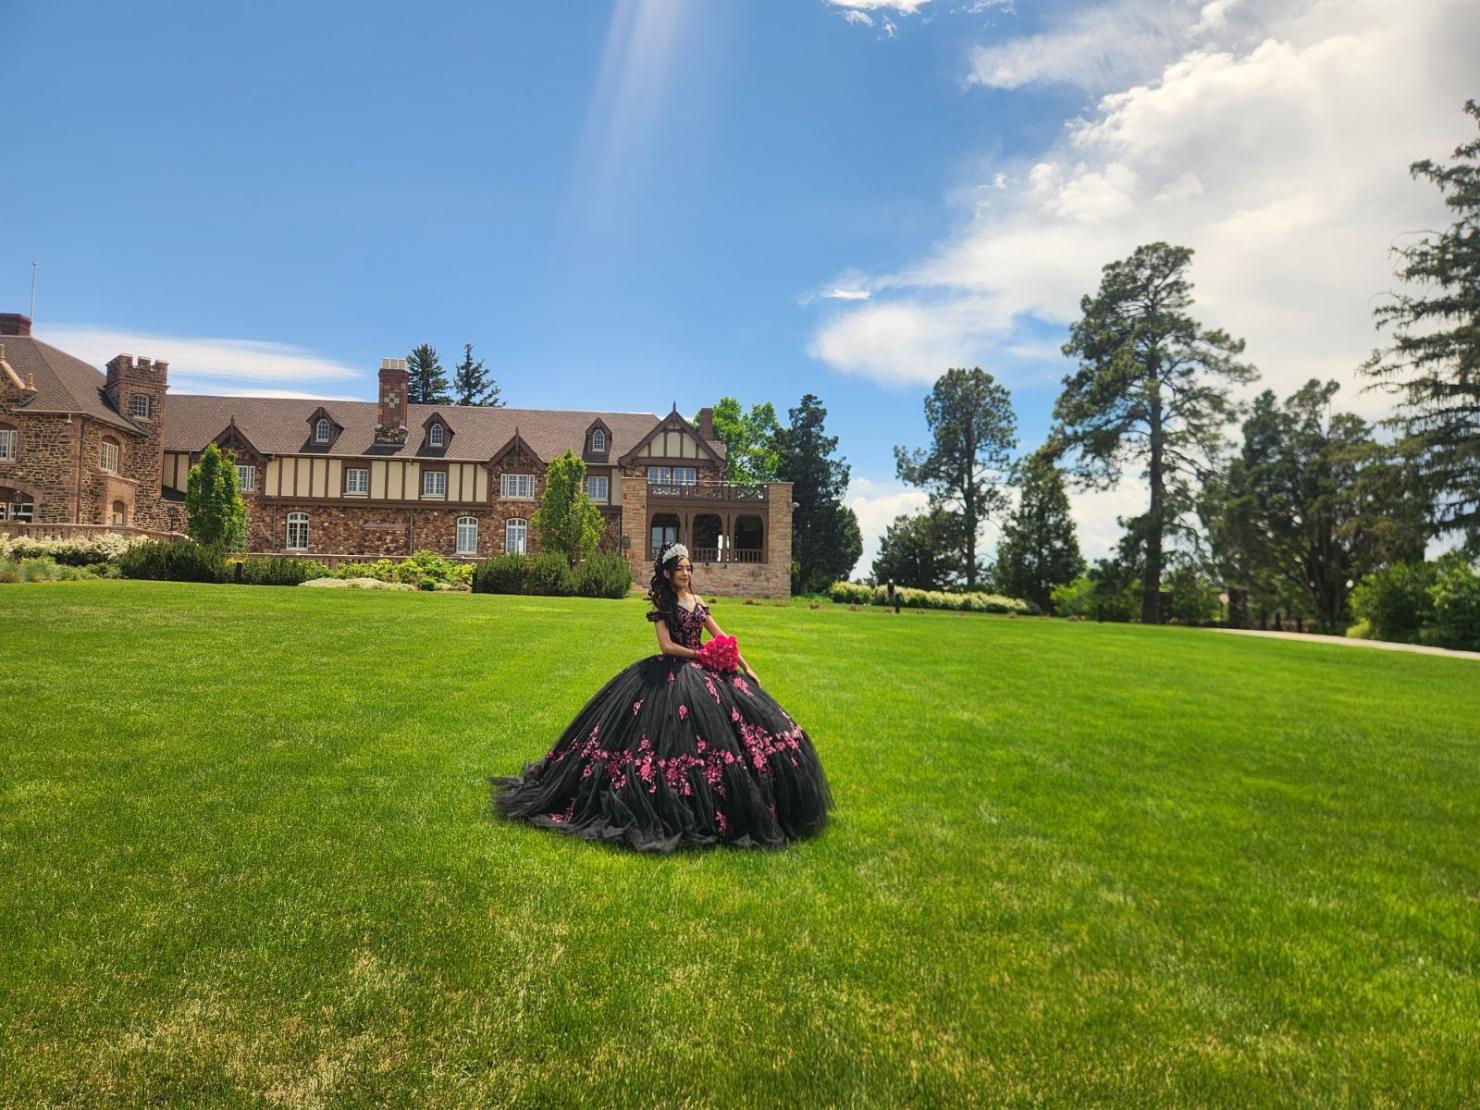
(894, 368), (1017, 590)
(1206, 380), (1427, 632)
(1052, 242), (1257, 623)
(531, 450), (605, 567)
(871, 509), (963, 591)
(1363, 100), (1480, 551)
(774, 394), (863, 593)
(406, 343), (452, 405)
(991, 454), (1084, 612)
(709, 397), (781, 484)
(452, 343), (503, 407)
(185, 442), (247, 551)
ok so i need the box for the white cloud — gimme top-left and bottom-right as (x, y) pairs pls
(41, 327), (364, 387)
(845, 481), (930, 578)
(1067, 479), (1150, 562)
(173, 388), (366, 402)
(824, 287), (872, 301)
(966, 1), (1184, 91)
(843, 10), (873, 25)
(827, 0), (932, 12)
(811, 0), (1480, 420)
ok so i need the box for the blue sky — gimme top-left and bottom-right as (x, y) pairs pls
(5, 0), (1477, 573)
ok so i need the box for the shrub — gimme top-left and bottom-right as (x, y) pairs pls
(1424, 556), (1480, 652)
(1351, 561), (1436, 644)
(117, 539), (226, 583)
(525, 554), (574, 596)
(573, 553), (633, 599)
(334, 550), (471, 589)
(231, 556), (332, 586)
(1345, 618), (1372, 640)
(1049, 575), (1094, 618)
(0, 532), (146, 565)
(827, 580), (1037, 615)
(473, 554), (528, 595)
(1166, 566), (1222, 624)
(0, 558), (18, 583)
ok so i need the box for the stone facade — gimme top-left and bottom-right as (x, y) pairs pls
(0, 318), (795, 598)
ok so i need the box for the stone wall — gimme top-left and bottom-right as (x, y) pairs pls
(0, 404), (77, 523)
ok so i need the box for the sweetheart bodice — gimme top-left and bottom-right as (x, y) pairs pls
(672, 601), (708, 649)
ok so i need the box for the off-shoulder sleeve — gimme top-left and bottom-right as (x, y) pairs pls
(646, 609), (665, 623)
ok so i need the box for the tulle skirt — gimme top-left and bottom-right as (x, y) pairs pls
(490, 655), (833, 852)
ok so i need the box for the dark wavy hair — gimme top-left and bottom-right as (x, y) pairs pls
(645, 543), (688, 638)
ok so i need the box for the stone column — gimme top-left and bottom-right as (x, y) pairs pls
(765, 481), (794, 600)
(620, 468), (648, 587)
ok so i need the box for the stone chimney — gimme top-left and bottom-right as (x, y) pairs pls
(375, 358), (409, 445)
(0, 313), (32, 337)
(697, 406), (715, 440)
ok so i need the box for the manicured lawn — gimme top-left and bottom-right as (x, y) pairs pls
(2, 581), (1477, 1105)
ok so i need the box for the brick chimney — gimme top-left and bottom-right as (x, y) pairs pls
(0, 313), (32, 337)
(697, 406), (715, 440)
(375, 358), (409, 445)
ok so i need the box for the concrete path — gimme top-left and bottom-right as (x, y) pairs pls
(1213, 627), (1480, 662)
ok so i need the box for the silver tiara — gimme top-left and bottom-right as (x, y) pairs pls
(661, 543), (690, 565)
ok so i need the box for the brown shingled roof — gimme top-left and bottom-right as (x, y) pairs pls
(1, 336), (145, 433)
(164, 394), (721, 463)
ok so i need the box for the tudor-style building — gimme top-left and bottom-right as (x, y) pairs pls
(0, 314), (793, 597)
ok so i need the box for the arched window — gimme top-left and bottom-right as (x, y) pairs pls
(100, 438), (120, 473)
(111, 500), (128, 526)
(456, 516), (478, 555)
(315, 419), (331, 443)
(286, 511), (309, 550)
(591, 428), (606, 452)
(429, 423), (445, 447)
(505, 517), (527, 555)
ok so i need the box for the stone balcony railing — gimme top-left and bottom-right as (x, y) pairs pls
(0, 522), (186, 543)
(646, 481), (768, 502)
(646, 545), (766, 565)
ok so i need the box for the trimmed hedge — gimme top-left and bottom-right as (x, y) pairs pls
(829, 580), (1038, 615)
(117, 539), (227, 582)
(472, 552), (632, 599)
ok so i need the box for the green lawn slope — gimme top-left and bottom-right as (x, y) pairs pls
(2, 581), (1476, 1105)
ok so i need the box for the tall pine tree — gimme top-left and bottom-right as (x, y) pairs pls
(775, 394), (862, 594)
(894, 368), (1017, 590)
(1052, 242), (1256, 623)
(406, 343), (452, 405)
(991, 453), (1083, 612)
(452, 343), (503, 407)
(1363, 99), (1480, 551)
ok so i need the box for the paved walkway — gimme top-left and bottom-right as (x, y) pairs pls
(1214, 627), (1480, 661)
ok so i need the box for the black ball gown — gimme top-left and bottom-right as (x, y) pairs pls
(490, 600), (833, 852)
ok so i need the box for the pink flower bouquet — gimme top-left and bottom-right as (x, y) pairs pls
(697, 634), (740, 673)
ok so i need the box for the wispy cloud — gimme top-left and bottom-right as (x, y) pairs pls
(826, 0), (932, 12)
(810, 0), (1480, 415)
(41, 327), (365, 390)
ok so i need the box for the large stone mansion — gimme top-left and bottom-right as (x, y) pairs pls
(0, 313), (794, 597)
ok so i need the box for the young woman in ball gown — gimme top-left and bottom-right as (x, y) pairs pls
(491, 543), (833, 852)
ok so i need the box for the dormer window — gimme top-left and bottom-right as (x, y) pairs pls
(429, 423), (445, 447)
(591, 428), (606, 452)
(314, 419), (331, 443)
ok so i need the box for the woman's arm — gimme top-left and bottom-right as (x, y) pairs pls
(654, 619), (700, 660)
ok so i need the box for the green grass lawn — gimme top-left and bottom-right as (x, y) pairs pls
(2, 581), (1477, 1106)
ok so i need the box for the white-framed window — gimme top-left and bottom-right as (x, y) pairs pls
(423, 470), (447, 497)
(647, 466), (696, 486)
(100, 439), (120, 472)
(591, 428), (606, 452)
(129, 394), (152, 419)
(585, 475), (609, 503)
(286, 512), (309, 550)
(0, 428), (17, 461)
(505, 517), (528, 554)
(315, 418), (331, 443)
(236, 464), (256, 493)
(1, 492), (34, 522)
(456, 516), (478, 555)
(429, 423), (445, 447)
(346, 467), (369, 494)
(500, 472), (535, 500)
